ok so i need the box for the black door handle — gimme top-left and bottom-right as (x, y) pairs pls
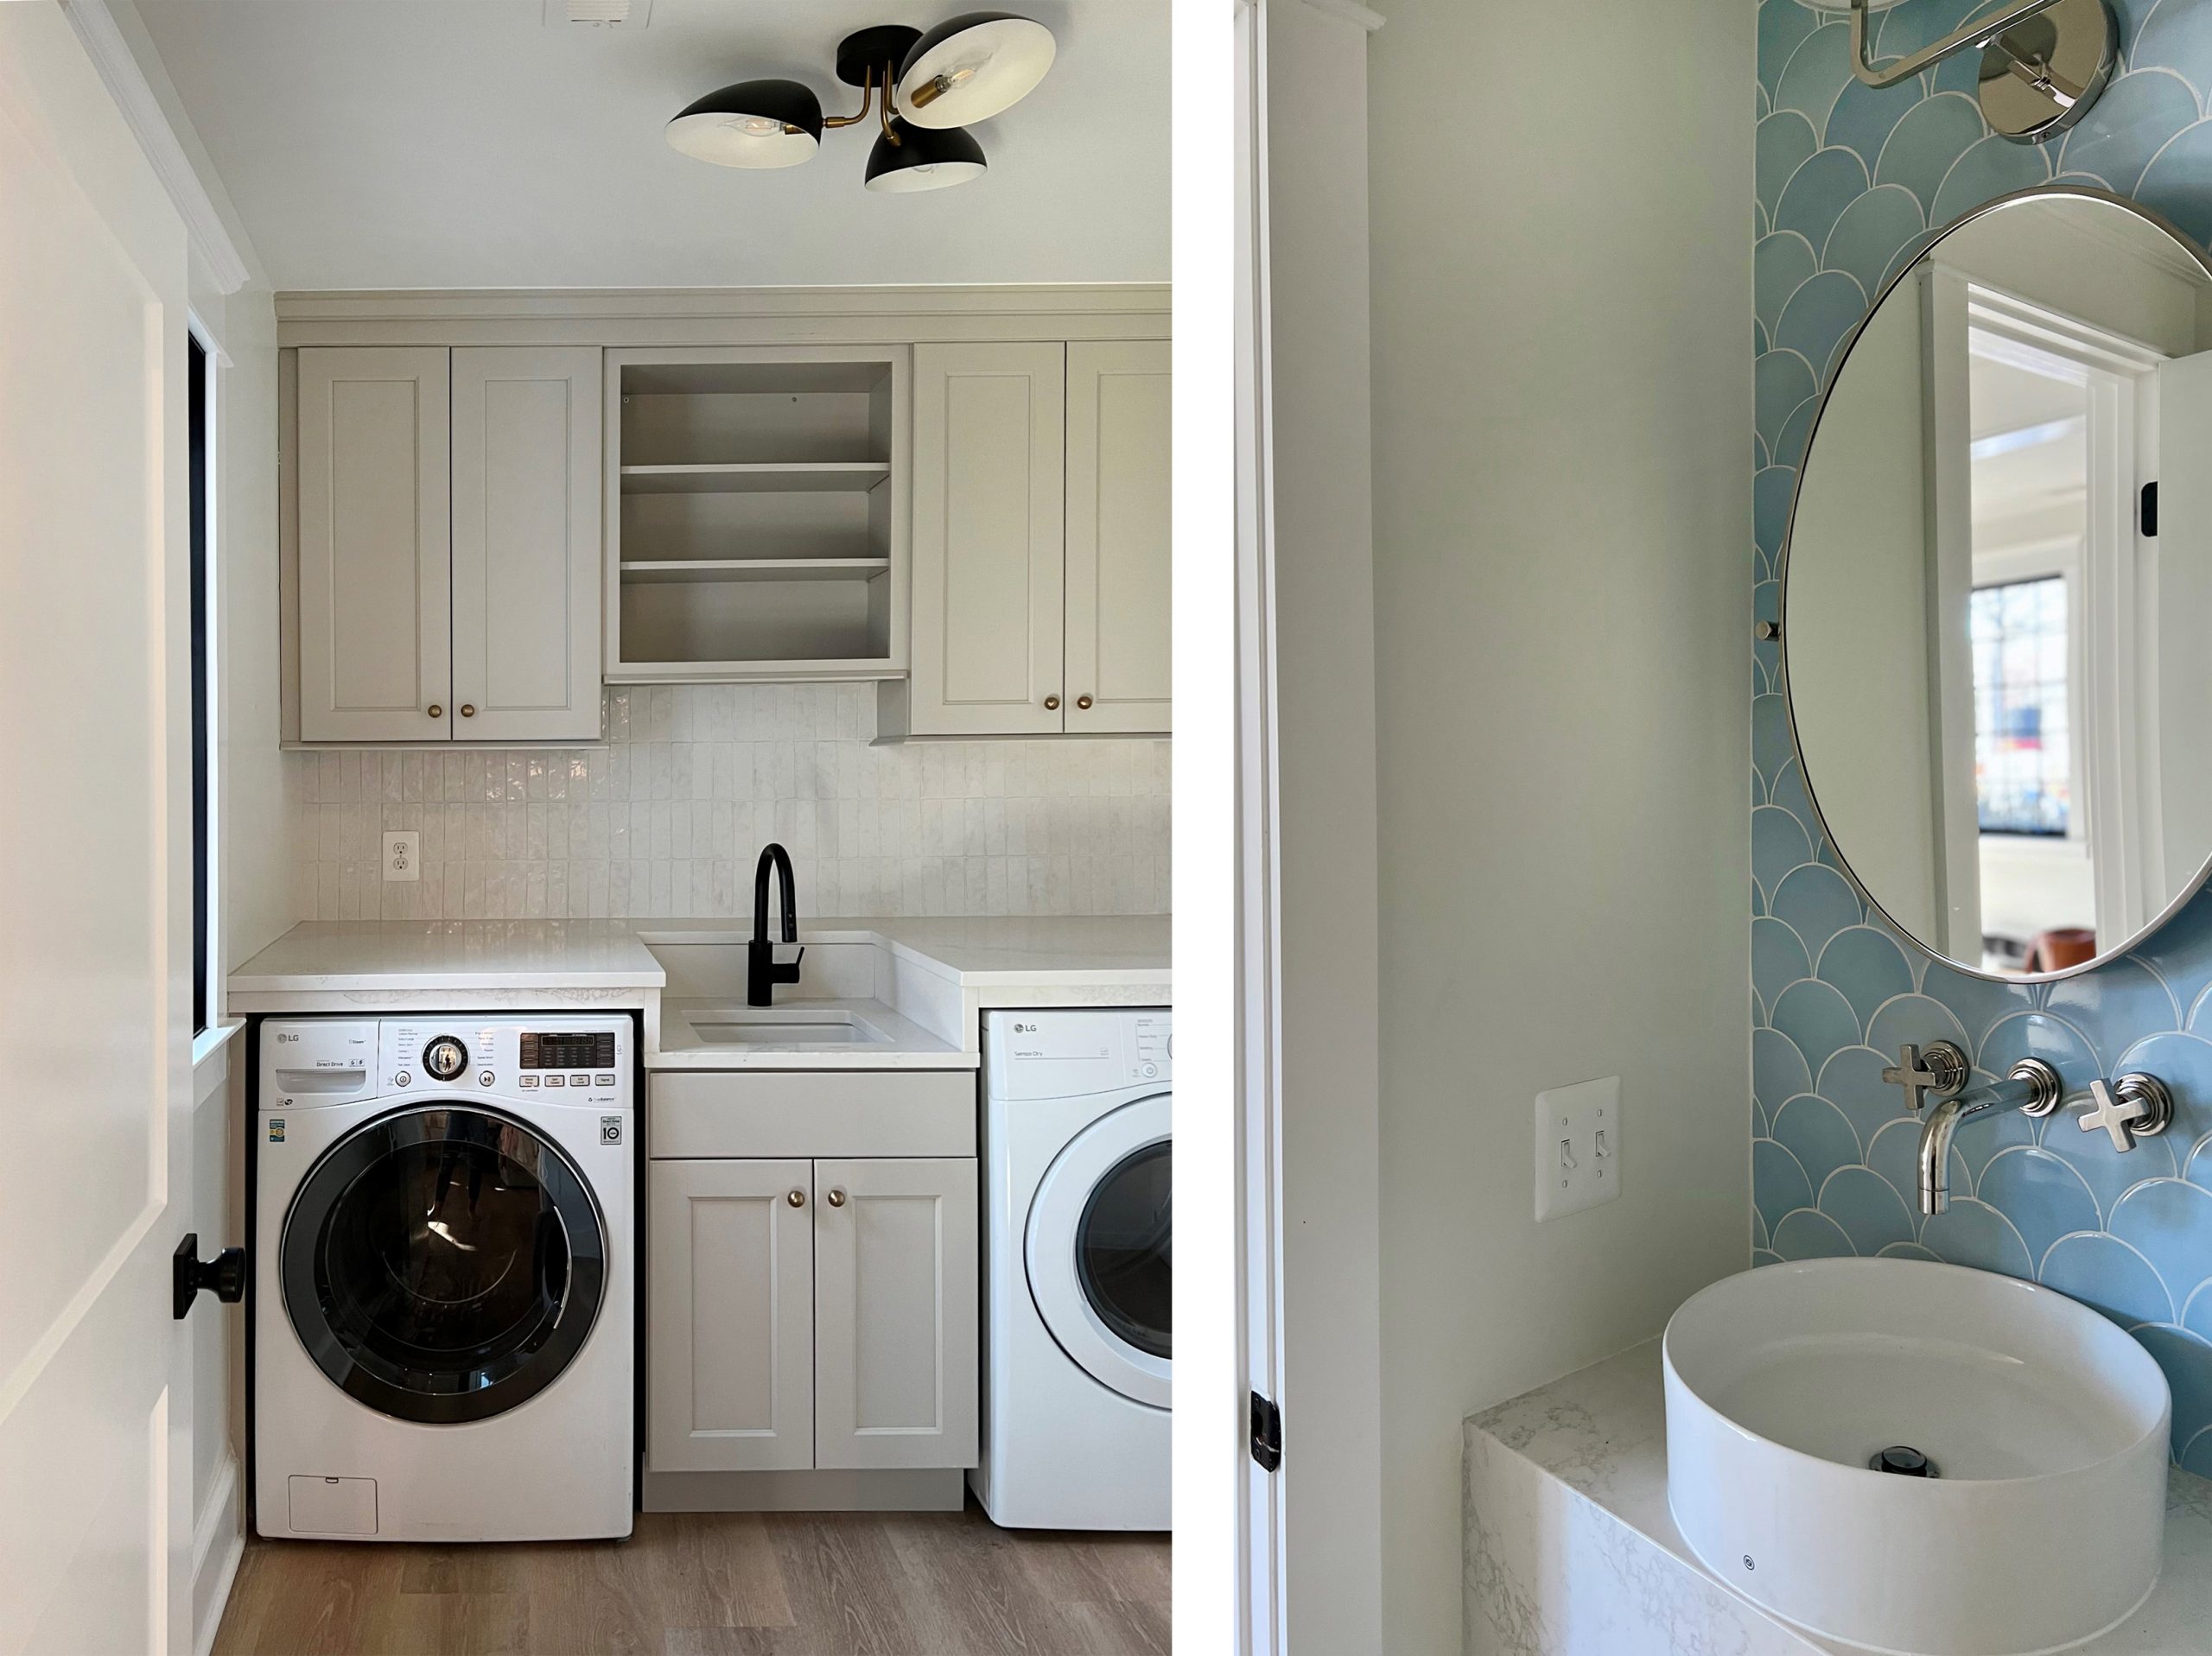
(173, 1233), (245, 1320)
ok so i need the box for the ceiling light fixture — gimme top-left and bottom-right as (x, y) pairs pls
(666, 15), (1052, 193)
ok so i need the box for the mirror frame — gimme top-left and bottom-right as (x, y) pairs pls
(1775, 182), (2212, 983)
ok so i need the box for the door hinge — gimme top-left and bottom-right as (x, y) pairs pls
(2143, 480), (2159, 536)
(1250, 1390), (1282, 1472)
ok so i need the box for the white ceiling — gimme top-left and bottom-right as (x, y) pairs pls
(130, 0), (1166, 292)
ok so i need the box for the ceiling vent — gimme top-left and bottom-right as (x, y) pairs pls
(546, 0), (652, 26)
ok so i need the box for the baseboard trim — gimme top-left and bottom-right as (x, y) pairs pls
(192, 1454), (245, 1656)
(642, 1467), (965, 1513)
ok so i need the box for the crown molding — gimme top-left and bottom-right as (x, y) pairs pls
(60, 0), (251, 294)
(1299, 0), (1385, 31)
(275, 282), (1169, 323)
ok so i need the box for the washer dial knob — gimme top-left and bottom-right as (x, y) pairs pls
(423, 1036), (468, 1082)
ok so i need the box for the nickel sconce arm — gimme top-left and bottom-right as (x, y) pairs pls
(1847, 0), (2080, 94)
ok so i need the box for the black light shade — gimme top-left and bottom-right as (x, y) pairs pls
(894, 12), (1055, 129)
(665, 79), (823, 168)
(864, 122), (987, 193)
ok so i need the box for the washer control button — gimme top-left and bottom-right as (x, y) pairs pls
(518, 1075), (540, 1088)
(479, 1071), (496, 1088)
(595, 1074), (617, 1087)
(569, 1074), (590, 1088)
(544, 1075), (566, 1088)
(423, 1036), (468, 1082)
(394, 1071), (411, 1088)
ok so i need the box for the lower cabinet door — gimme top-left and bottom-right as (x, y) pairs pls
(646, 1158), (814, 1472)
(811, 1158), (980, 1470)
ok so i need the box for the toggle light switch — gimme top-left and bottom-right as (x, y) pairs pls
(1535, 1075), (1622, 1221)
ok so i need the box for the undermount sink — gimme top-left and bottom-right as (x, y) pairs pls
(683, 1006), (893, 1049)
(1665, 1258), (2170, 1655)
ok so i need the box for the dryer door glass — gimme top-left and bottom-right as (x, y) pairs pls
(1076, 1140), (1172, 1360)
(281, 1105), (607, 1424)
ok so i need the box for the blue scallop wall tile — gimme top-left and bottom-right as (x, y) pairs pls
(1774, 1093), (1866, 1190)
(1872, 92), (1986, 212)
(1817, 927), (1915, 1030)
(1753, 0), (2212, 1462)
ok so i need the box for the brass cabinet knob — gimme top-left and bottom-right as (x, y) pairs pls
(1044, 695), (1061, 711)
(826, 1189), (847, 1209)
(1077, 695), (1094, 710)
(427, 704), (442, 719)
(460, 704), (475, 718)
(787, 1189), (805, 1208)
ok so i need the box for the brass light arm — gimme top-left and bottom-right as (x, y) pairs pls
(879, 61), (903, 145)
(823, 66), (874, 129)
(1847, 0), (2070, 89)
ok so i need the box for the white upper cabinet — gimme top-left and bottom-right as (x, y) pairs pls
(450, 347), (603, 741)
(296, 347), (451, 742)
(907, 341), (1067, 735)
(903, 339), (1169, 737)
(292, 345), (602, 743)
(1065, 340), (1172, 734)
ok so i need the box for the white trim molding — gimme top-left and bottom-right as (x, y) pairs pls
(1299, 0), (1385, 32)
(59, 0), (251, 294)
(190, 1453), (245, 1656)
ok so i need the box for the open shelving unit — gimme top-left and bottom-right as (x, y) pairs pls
(604, 348), (908, 682)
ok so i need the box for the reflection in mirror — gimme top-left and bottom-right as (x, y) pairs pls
(1783, 189), (2212, 980)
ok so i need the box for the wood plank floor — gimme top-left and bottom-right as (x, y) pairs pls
(209, 1503), (1170, 1656)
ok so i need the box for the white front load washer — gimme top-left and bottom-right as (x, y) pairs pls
(254, 1016), (633, 1541)
(972, 1008), (1169, 1531)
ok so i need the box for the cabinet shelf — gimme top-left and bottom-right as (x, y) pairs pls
(620, 461), (889, 496)
(620, 558), (891, 585)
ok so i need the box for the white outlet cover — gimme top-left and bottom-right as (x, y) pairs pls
(1535, 1075), (1621, 1221)
(383, 829), (419, 883)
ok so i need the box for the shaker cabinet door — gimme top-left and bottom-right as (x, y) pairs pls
(1064, 340), (1171, 734)
(449, 347), (603, 742)
(811, 1158), (979, 1470)
(296, 347), (451, 742)
(646, 1158), (815, 1473)
(908, 343), (1066, 735)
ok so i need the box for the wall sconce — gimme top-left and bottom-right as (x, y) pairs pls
(1808, 0), (2115, 143)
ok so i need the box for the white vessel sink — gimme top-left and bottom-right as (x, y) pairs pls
(1665, 1258), (2170, 1654)
(683, 1006), (893, 1049)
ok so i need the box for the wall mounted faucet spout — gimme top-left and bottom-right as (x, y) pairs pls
(1918, 1057), (2062, 1215)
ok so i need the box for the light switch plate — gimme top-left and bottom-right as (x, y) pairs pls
(1535, 1075), (1621, 1221)
(383, 830), (419, 883)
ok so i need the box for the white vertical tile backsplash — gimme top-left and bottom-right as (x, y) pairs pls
(289, 683), (1171, 921)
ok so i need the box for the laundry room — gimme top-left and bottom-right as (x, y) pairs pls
(0, 3), (1168, 1653)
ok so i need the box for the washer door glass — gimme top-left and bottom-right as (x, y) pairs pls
(282, 1105), (606, 1424)
(1077, 1141), (1171, 1360)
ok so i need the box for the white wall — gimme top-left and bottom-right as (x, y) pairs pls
(1365, 0), (1755, 1647)
(1264, 0), (1384, 1646)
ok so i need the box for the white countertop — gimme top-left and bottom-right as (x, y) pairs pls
(1465, 1339), (2212, 1653)
(229, 921), (665, 996)
(652, 995), (974, 1070)
(636, 915), (1170, 986)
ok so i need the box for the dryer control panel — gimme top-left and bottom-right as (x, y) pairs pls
(985, 1008), (1170, 1101)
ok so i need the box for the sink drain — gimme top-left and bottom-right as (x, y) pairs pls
(1869, 1445), (1938, 1477)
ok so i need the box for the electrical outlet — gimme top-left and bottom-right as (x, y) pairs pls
(383, 830), (419, 883)
(1535, 1076), (1621, 1221)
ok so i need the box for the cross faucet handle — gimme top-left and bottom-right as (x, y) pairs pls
(2076, 1074), (2175, 1152)
(1881, 1041), (1968, 1114)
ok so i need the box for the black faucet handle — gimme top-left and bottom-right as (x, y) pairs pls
(775, 945), (806, 984)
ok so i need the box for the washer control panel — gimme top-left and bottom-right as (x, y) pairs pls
(986, 1009), (1171, 1101)
(382, 1018), (629, 1106)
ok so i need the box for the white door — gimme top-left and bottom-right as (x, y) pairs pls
(909, 342), (1066, 735)
(1066, 340), (1173, 734)
(450, 346), (602, 742)
(297, 346), (451, 742)
(812, 1158), (978, 1470)
(645, 1158), (813, 1472)
(0, 8), (195, 1651)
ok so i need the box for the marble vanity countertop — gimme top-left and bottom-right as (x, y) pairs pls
(227, 921), (665, 1012)
(1466, 1339), (2212, 1653)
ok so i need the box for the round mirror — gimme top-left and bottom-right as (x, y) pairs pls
(1781, 187), (2212, 980)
